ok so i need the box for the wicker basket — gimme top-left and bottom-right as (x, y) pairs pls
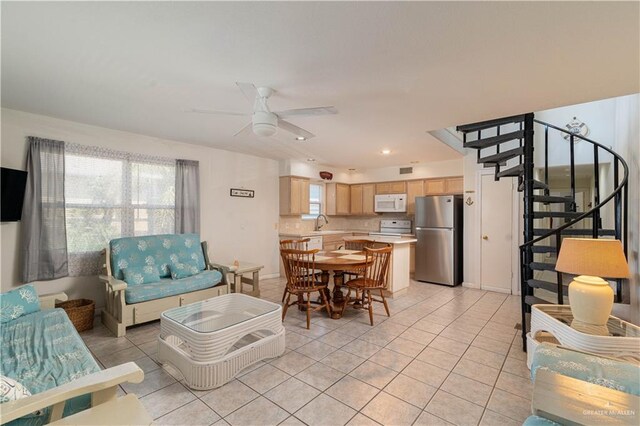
(56, 299), (95, 332)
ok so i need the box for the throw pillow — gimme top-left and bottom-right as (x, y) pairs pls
(170, 261), (200, 280)
(0, 375), (31, 403)
(122, 265), (161, 286)
(0, 284), (40, 323)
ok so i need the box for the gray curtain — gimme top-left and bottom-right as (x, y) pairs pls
(175, 159), (200, 234)
(21, 137), (68, 282)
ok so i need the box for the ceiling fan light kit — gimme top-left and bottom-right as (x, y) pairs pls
(252, 111), (277, 137)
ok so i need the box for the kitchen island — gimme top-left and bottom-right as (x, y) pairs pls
(343, 235), (417, 297)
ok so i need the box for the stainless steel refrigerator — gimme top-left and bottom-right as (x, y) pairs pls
(414, 195), (463, 286)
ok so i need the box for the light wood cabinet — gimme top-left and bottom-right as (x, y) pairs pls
(410, 243), (416, 274)
(362, 184), (376, 215)
(445, 177), (464, 194)
(279, 176), (310, 215)
(424, 178), (447, 195)
(406, 180), (425, 214)
(350, 185), (363, 215)
(326, 183), (351, 215)
(375, 181), (406, 195)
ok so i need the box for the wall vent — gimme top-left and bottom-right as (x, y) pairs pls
(399, 167), (413, 175)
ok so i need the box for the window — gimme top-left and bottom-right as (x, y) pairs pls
(302, 183), (322, 220)
(64, 143), (175, 275)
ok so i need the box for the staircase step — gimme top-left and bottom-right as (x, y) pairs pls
(530, 262), (556, 271)
(531, 245), (557, 253)
(533, 228), (616, 236)
(496, 164), (524, 178)
(532, 211), (582, 219)
(525, 295), (551, 306)
(527, 279), (568, 296)
(519, 180), (549, 191)
(464, 130), (525, 149)
(457, 114), (526, 133)
(478, 147), (524, 164)
(533, 195), (572, 204)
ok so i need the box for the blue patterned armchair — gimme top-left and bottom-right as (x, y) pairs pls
(99, 233), (230, 337)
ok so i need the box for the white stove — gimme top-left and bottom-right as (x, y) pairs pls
(370, 219), (413, 236)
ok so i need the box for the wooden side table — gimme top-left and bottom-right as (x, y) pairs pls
(212, 261), (264, 297)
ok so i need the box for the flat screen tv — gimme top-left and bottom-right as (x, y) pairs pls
(1, 167), (28, 222)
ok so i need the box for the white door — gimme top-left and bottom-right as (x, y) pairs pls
(480, 174), (513, 293)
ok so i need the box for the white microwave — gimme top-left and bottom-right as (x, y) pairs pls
(374, 194), (407, 213)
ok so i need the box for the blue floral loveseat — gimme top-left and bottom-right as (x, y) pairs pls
(99, 233), (230, 337)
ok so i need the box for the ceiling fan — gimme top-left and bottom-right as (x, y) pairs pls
(187, 82), (338, 140)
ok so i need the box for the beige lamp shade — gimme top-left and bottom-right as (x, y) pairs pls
(555, 238), (629, 278)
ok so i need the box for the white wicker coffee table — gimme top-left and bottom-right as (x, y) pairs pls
(157, 293), (285, 390)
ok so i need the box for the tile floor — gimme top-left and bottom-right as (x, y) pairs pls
(80, 278), (532, 426)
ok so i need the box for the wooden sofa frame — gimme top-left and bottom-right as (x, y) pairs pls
(1, 293), (151, 425)
(99, 241), (231, 337)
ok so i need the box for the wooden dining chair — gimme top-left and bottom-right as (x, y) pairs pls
(279, 239), (310, 302)
(281, 248), (332, 329)
(341, 246), (392, 325)
(342, 239), (378, 280)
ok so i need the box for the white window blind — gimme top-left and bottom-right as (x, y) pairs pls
(302, 183), (322, 220)
(64, 143), (175, 275)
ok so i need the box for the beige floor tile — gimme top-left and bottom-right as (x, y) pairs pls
(486, 388), (532, 423)
(295, 394), (356, 426)
(122, 367), (177, 397)
(88, 337), (134, 358)
(413, 411), (454, 426)
(384, 337), (426, 357)
(200, 380), (259, 417)
(238, 364), (290, 394)
(452, 358), (500, 386)
(461, 345), (506, 370)
(471, 335), (511, 355)
(440, 373), (493, 406)
(279, 416), (307, 426)
(402, 359), (449, 388)
(412, 320), (446, 335)
(320, 349), (366, 374)
(295, 340), (337, 361)
(359, 329), (397, 346)
(361, 391), (421, 426)
(501, 356), (530, 379)
(508, 344), (527, 361)
(349, 360), (397, 389)
(154, 399), (220, 426)
(368, 348), (413, 372)
(415, 347), (460, 371)
(480, 409), (522, 426)
(225, 396), (289, 426)
(98, 345), (147, 368)
(326, 375), (379, 410)
(133, 356), (161, 374)
(127, 325), (161, 345)
(439, 327), (477, 345)
(285, 331), (314, 350)
(264, 377), (321, 414)
(345, 413), (381, 426)
(341, 339), (382, 358)
(429, 336), (469, 357)
(290, 324), (332, 339)
(425, 390), (484, 426)
(140, 382), (196, 419)
(296, 362), (345, 391)
(318, 330), (357, 348)
(336, 321), (375, 338)
(383, 374), (437, 409)
(495, 371), (533, 399)
(269, 350), (317, 375)
(399, 328), (437, 345)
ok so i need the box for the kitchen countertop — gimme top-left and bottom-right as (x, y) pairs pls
(278, 229), (371, 238)
(343, 235), (417, 245)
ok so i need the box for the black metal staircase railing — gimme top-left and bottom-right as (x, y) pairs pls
(456, 113), (629, 351)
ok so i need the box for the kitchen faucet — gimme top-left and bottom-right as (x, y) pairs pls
(314, 214), (329, 231)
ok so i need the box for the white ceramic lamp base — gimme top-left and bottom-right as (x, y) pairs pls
(568, 275), (614, 326)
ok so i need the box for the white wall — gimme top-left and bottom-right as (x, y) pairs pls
(0, 109), (280, 308)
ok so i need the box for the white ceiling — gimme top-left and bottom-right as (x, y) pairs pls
(2, 1), (638, 168)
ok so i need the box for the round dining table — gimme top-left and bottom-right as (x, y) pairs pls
(310, 250), (370, 319)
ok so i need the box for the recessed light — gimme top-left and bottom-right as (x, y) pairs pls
(295, 136), (307, 141)
(307, 158), (316, 162)
(410, 161), (419, 164)
(348, 168), (356, 171)
(381, 149), (391, 155)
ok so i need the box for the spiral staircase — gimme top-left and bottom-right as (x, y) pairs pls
(456, 113), (629, 350)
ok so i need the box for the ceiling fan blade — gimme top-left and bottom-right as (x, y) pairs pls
(236, 82), (258, 103)
(187, 108), (248, 116)
(233, 123), (253, 137)
(274, 106), (338, 118)
(278, 119), (315, 140)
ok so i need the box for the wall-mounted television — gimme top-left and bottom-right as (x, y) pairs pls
(1, 167), (28, 222)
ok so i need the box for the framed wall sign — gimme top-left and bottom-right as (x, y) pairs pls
(230, 188), (254, 198)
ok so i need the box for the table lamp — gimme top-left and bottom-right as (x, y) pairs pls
(555, 238), (629, 325)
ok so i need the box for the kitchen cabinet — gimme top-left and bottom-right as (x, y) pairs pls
(424, 178), (447, 195)
(350, 185), (363, 215)
(362, 184), (376, 215)
(445, 177), (464, 194)
(375, 181), (406, 195)
(326, 183), (351, 215)
(322, 233), (347, 251)
(406, 180), (425, 214)
(410, 243), (416, 274)
(279, 176), (310, 215)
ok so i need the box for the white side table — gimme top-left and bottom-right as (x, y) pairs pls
(212, 261), (264, 297)
(527, 304), (640, 368)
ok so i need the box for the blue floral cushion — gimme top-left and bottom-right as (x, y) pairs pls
(122, 265), (161, 286)
(170, 261), (200, 280)
(109, 234), (205, 280)
(0, 285), (40, 324)
(124, 270), (223, 304)
(523, 416), (562, 426)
